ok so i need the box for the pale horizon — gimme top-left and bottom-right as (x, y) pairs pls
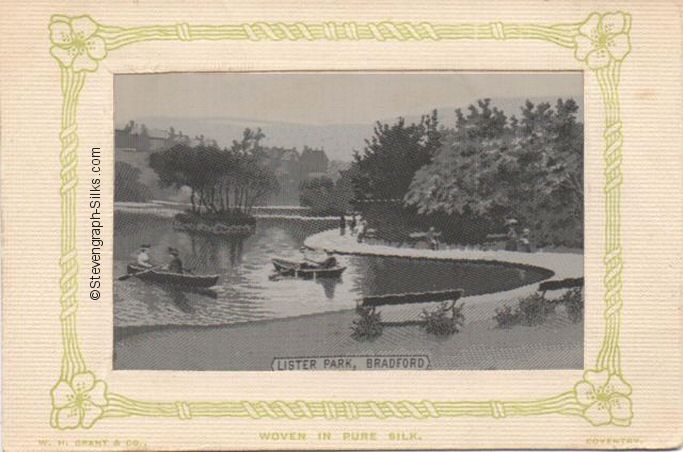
(115, 72), (583, 127)
(115, 72), (583, 161)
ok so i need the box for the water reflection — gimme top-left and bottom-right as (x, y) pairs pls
(114, 212), (549, 328)
(317, 277), (340, 300)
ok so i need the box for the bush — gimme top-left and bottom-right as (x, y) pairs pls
(115, 161), (152, 202)
(421, 302), (465, 336)
(517, 292), (555, 326)
(299, 176), (338, 215)
(493, 304), (520, 328)
(560, 287), (584, 323)
(351, 306), (383, 341)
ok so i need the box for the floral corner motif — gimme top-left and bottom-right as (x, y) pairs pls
(573, 11), (631, 70)
(49, 15), (107, 72)
(574, 369), (633, 427)
(50, 371), (108, 429)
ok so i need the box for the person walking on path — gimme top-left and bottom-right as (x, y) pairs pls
(357, 219), (368, 243)
(426, 226), (439, 250)
(519, 228), (532, 252)
(339, 213), (346, 235)
(505, 219), (518, 251)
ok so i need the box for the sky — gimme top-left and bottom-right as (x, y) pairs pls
(115, 72), (583, 126)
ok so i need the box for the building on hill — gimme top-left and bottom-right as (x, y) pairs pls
(115, 121), (169, 152)
(264, 148), (299, 175)
(115, 122), (214, 153)
(300, 147), (329, 176)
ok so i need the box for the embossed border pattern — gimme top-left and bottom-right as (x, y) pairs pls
(48, 12), (631, 429)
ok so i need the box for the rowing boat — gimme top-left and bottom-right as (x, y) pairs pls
(126, 263), (219, 288)
(271, 257), (346, 279)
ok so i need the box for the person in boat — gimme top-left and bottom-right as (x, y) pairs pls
(164, 247), (184, 274)
(302, 250), (337, 270)
(318, 250), (338, 269)
(136, 244), (153, 268)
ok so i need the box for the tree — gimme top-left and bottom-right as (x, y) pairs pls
(512, 99), (584, 245)
(115, 161), (152, 202)
(352, 110), (441, 201)
(299, 176), (336, 214)
(149, 143), (221, 212)
(454, 98), (508, 140)
(405, 100), (513, 217)
(332, 166), (356, 213)
(149, 128), (279, 216)
(404, 98), (584, 247)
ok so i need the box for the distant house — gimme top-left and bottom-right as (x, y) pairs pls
(148, 128), (169, 151)
(115, 122), (169, 153)
(114, 122), (213, 153)
(300, 147), (329, 176)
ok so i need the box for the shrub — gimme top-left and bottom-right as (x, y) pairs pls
(517, 292), (555, 326)
(560, 287), (584, 323)
(421, 302), (465, 336)
(351, 306), (383, 341)
(115, 161), (152, 202)
(493, 304), (520, 328)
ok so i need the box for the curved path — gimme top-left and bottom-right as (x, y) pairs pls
(304, 229), (583, 322)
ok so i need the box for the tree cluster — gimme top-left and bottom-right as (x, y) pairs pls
(349, 99), (584, 247)
(351, 110), (441, 201)
(114, 161), (152, 202)
(149, 128), (279, 215)
(298, 170), (355, 215)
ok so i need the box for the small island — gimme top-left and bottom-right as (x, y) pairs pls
(146, 128), (277, 236)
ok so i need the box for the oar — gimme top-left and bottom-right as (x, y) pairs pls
(118, 265), (160, 281)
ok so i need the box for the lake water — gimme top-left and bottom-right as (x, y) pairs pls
(114, 211), (550, 328)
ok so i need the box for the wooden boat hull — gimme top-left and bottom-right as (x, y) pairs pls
(126, 264), (219, 288)
(272, 258), (346, 279)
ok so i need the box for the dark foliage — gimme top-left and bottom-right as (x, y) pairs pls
(404, 98), (583, 248)
(351, 306), (383, 341)
(115, 161), (152, 202)
(420, 302), (465, 336)
(493, 304), (520, 329)
(560, 287), (584, 323)
(352, 110), (441, 202)
(299, 176), (337, 214)
(149, 128), (279, 216)
(517, 292), (556, 326)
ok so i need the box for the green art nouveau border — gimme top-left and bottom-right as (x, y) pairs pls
(48, 12), (632, 430)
